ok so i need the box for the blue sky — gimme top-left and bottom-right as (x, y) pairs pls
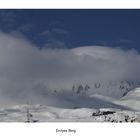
(0, 9), (140, 51)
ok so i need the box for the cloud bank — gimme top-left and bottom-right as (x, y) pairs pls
(0, 31), (140, 106)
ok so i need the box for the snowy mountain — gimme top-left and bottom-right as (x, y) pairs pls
(0, 79), (139, 122)
(115, 88), (140, 111)
(71, 80), (140, 98)
(23, 80), (138, 110)
(0, 104), (140, 122)
(0, 84), (140, 122)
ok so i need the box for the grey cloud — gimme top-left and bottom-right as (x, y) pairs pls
(0, 31), (140, 106)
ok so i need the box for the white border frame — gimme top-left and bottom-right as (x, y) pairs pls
(0, 0), (140, 9)
(0, 1), (140, 140)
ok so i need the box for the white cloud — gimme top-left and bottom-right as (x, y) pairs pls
(40, 28), (69, 48)
(40, 28), (68, 36)
(0, 31), (140, 106)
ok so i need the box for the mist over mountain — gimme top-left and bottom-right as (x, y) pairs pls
(0, 31), (140, 107)
(0, 29), (140, 122)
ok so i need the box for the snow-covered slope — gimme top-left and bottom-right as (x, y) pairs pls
(121, 87), (140, 100)
(71, 80), (139, 99)
(115, 88), (140, 111)
(0, 86), (140, 122)
(19, 90), (129, 110)
(0, 104), (140, 122)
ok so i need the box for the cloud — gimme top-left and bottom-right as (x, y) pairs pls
(0, 31), (140, 106)
(18, 24), (36, 33)
(40, 28), (68, 36)
(40, 28), (69, 48)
